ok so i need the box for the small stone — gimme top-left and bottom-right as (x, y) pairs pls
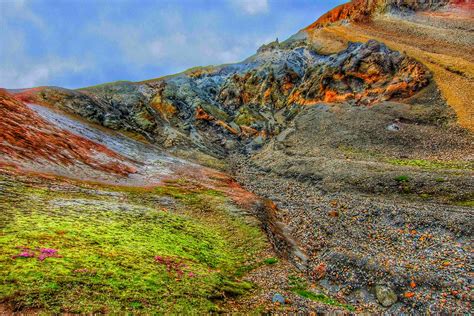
(375, 285), (398, 307)
(272, 293), (285, 305)
(386, 123), (401, 131)
(253, 135), (264, 145)
(313, 262), (327, 279)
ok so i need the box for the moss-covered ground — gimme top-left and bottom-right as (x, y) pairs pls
(387, 158), (473, 170)
(0, 173), (266, 313)
(288, 275), (355, 312)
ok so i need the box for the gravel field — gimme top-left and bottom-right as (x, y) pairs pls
(230, 153), (473, 314)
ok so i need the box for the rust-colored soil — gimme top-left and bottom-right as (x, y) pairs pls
(0, 89), (136, 176)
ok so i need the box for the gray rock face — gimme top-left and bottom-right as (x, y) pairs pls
(375, 285), (398, 307)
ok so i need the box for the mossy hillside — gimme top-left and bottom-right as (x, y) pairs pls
(0, 175), (266, 313)
(339, 146), (473, 171)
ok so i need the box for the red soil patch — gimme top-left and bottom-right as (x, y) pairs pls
(0, 89), (136, 176)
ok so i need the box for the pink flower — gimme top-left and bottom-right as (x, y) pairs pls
(13, 251), (34, 259)
(12, 246), (60, 261)
(40, 248), (58, 254)
(37, 248), (60, 261)
(154, 255), (188, 277)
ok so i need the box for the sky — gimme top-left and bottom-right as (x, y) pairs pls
(0, 0), (346, 89)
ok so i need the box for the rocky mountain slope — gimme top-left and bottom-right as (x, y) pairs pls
(13, 39), (431, 157)
(304, 0), (474, 130)
(1, 0), (473, 314)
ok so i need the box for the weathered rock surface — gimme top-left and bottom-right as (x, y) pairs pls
(0, 89), (136, 177)
(375, 285), (397, 307)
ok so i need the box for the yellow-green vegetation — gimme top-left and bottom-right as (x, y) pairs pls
(288, 275), (355, 311)
(338, 145), (381, 159)
(0, 175), (266, 313)
(339, 145), (473, 171)
(454, 200), (474, 207)
(235, 106), (264, 126)
(173, 149), (228, 171)
(200, 102), (230, 122)
(388, 159), (473, 170)
(394, 175), (411, 193)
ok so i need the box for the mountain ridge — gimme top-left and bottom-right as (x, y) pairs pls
(1, 1), (473, 313)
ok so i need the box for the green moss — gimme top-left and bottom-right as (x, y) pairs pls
(200, 102), (230, 122)
(388, 159), (473, 170)
(133, 111), (155, 129)
(287, 275), (354, 311)
(234, 106), (264, 126)
(454, 200), (474, 207)
(294, 290), (355, 311)
(337, 145), (381, 159)
(263, 258), (278, 265)
(220, 279), (253, 296)
(394, 175), (410, 182)
(0, 175), (266, 313)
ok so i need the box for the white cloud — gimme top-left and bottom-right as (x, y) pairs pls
(231, 0), (269, 15)
(0, 0), (282, 88)
(0, 59), (88, 89)
(0, 0), (45, 29)
(89, 11), (269, 75)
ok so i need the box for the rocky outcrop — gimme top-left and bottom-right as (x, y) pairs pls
(305, 0), (465, 30)
(12, 39), (430, 156)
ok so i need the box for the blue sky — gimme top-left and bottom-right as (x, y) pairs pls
(0, 0), (346, 89)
